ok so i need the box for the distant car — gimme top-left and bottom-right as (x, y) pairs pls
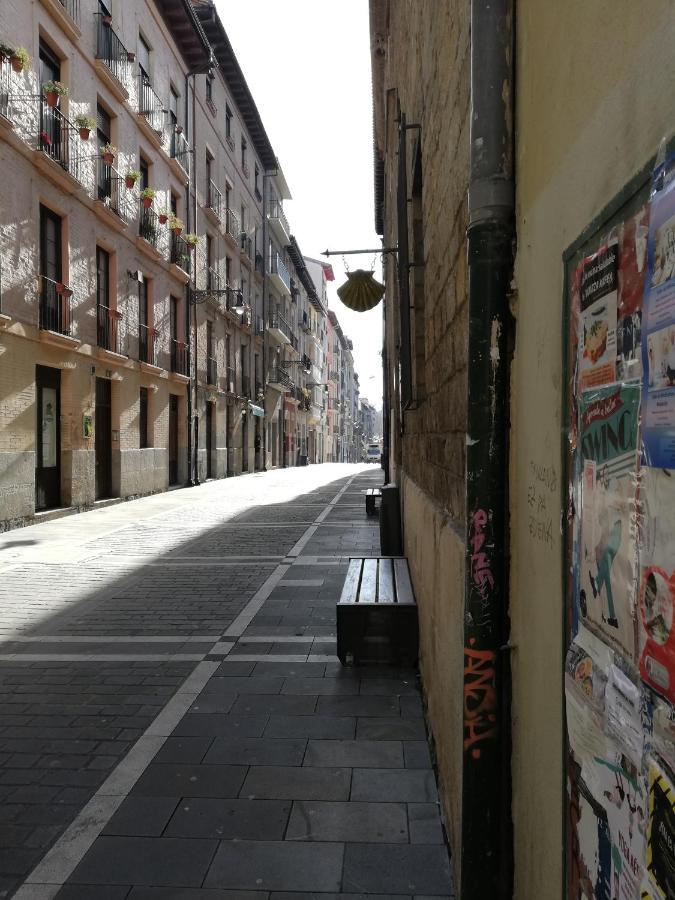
(366, 443), (381, 464)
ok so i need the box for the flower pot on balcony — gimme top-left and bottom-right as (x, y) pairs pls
(172, 226), (182, 236)
(159, 213), (168, 224)
(55, 282), (65, 294)
(142, 197), (153, 209)
(78, 127), (91, 141)
(44, 91), (60, 108)
(102, 14), (112, 25)
(125, 176), (136, 189)
(127, 51), (135, 62)
(102, 152), (114, 165)
(63, 286), (73, 298)
(10, 57), (23, 73)
(175, 124), (183, 134)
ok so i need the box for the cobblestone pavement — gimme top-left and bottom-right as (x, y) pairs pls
(0, 464), (454, 899)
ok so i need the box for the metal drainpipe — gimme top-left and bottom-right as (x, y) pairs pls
(262, 171), (269, 470)
(184, 71), (193, 487)
(461, 1), (514, 899)
(190, 69), (200, 486)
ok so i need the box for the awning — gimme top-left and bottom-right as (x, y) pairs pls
(248, 403), (265, 418)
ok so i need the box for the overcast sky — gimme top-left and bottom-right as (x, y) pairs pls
(215, 0), (384, 410)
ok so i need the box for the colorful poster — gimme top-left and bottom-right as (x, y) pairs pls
(642, 162), (675, 467)
(569, 770), (613, 900)
(639, 467), (675, 704)
(617, 207), (649, 382)
(579, 384), (641, 659)
(646, 760), (675, 898)
(580, 242), (619, 390)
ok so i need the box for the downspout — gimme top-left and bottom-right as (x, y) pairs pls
(461, 2), (514, 900)
(184, 70), (193, 487)
(191, 69), (200, 486)
(262, 171), (269, 470)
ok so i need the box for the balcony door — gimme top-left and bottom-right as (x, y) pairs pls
(39, 41), (61, 162)
(205, 402), (213, 479)
(138, 279), (149, 362)
(169, 394), (179, 485)
(97, 104), (111, 200)
(35, 365), (61, 511)
(39, 204), (62, 331)
(95, 377), (112, 500)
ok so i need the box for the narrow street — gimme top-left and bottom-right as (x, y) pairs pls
(0, 465), (452, 899)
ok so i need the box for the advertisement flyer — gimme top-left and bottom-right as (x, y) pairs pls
(617, 207), (649, 382)
(642, 162), (675, 467)
(646, 760), (675, 899)
(580, 242), (619, 390)
(579, 384), (641, 660)
(638, 467), (675, 705)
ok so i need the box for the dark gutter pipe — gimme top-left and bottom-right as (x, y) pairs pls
(461, 1), (514, 899)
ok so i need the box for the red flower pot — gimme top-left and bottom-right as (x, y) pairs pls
(10, 57), (23, 73)
(102, 152), (114, 165)
(63, 286), (73, 298)
(125, 177), (136, 189)
(55, 282), (65, 294)
(172, 226), (182, 236)
(159, 214), (168, 225)
(142, 197), (153, 209)
(127, 52), (135, 62)
(79, 128), (90, 141)
(187, 243), (196, 252)
(102, 15), (112, 25)
(44, 91), (59, 108)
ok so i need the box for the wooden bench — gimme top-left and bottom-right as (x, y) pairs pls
(365, 487), (382, 516)
(337, 557), (418, 666)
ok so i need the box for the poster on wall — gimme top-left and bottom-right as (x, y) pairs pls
(580, 242), (619, 390)
(617, 207), (649, 382)
(638, 467), (675, 704)
(578, 384), (641, 660)
(645, 760), (675, 899)
(642, 161), (675, 468)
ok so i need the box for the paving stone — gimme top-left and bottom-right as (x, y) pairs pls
(200, 676), (284, 695)
(351, 769), (438, 803)
(214, 661), (256, 676)
(264, 715), (355, 740)
(317, 696), (400, 717)
(404, 741), (433, 769)
(232, 695), (318, 717)
(154, 736), (215, 764)
(204, 840), (344, 892)
(342, 844), (453, 895)
(131, 764), (248, 798)
(304, 740), (403, 768)
(69, 836), (218, 887)
(103, 797), (180, 837)
(356, 718), (427, 741)
(359, 677), (420, 696)
(56, 886), (131, 899)
(241, 766), (351, 801)
(280, 677), (359, 696)
(204, 737), (307, 766)
(252, 662), (327, 677)
(270, 895), (410, 900)
(286, 800), (408, 843)
(0, 845), (43, 874)
(128, 890), (267, 899)
(400, 696), (424, 718)
(165, 797), (291, 839)
(174, 715), (268, 738)
(408, 803), (444, 844)
(187, 693), (237, 714)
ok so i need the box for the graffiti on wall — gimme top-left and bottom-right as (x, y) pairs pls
(463, 638), (497, 759)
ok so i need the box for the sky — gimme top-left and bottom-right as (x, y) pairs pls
(215, 0), (384, 410)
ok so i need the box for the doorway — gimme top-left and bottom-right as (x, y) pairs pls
(95, 377), (112, 500)
(205, 402), (213, 479)
(169, 394), (179, 485)
(35, 365), (61, 511)
(242, 412), (248, 472)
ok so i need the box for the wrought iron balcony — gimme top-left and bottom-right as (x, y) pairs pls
(206, 355), (217, 386)
(38, 100), (86, 185)
(96, 158), (125, 219)
(170, 233), (190, 272)
(97, 303), (121, 353)
(269, 251), (291, 295)
(208, 179), (222, 220)
(267, 366), (293, 392)
(171, 338), (187, 375)
(267, 200), (290, 244)
(268, 310), (293, 344)
(240, 233), (253, 259)
(95, 12), (130, 86)
(139, 205), (160, 248)
(300, 311), (311, 333)
(56, 0), (80, 23)
(139, 323), (157, 365)
(207, 267), (221, 294)
(40, 276), (72, 335)
(170, 129), (190, 176)
(138, 74), (164, 135)
(0, 56), (10, 121)
(225, 207), (240, 242)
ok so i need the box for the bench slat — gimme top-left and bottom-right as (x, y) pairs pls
(378, 558), (395, 602)
(339, 559), (363, 605)
(359, 558), (378, 603)
(394, 558), (415, 605)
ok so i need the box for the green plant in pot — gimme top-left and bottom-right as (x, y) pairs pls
(184, 233), (200, 251)
(139, 187), (156, 209)
(10, 47), (29, 73)
(158, 208), (170, 225)
(168, 215), (183, 236)
(42, 80), (68, 108)
(74, 113), (96, 141)
(125, 169), (141, 189)
(101, 143), (116, 165)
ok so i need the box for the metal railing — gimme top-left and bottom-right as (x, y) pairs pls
(302, 353), (312, 372)
(38, 100), (85, 184)
(139, 205), (160, 247)
(206, 355), (217, 386)
(97, 303), (120, 353)
(208, 180), (222, 219)
(268, 367), (293, 390)
(269, 251), (290, 292)
(267, 200), (289, 235)
(40, 276), (72, 335)
(138, 73), (164, 134)
(57, 0), (80, 24)
(171, 338), (187, 375)
(269, 309), (293, 341)
(300, 311), (311, 333)
(225, 207), (239, 241)
(240, 305), (252, 328)
(170, 233), (190, 272)
(139, 323), (157, 365)
(225, 285), (243, 313)
(0, 56), (10, 121)
(96, 158), (125, 218)
(95, 13), (129, 86)
(240, 234), (252, 258)
(171, 129), (190, 175)
(207, 266), (221, 294)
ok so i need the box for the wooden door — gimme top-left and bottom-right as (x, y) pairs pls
(169, 395), (179, 485)
(35, 365), (61, 510)
(95, 377), (112, 499)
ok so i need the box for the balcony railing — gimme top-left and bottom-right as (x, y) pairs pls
(95, 13), (130, 86)
(302, 353), (312, 372)
(240, 233), (252, 258)
(240, 305), (252, 328)
(241, 373), (250, 398)
(170, 233), (190, 272)
(97, 303), (121, 353)
(96, 158), (125, 218)
(268, 310), (293, 341)
(40, 276), (72, 335)
(300, 311), (311, 333)
(207, 266), (221, 294)
(255, 315), (265, 336)
(206, 355), (217, 386)
(269, 252), (291, 293)
(56, 0), (80, 23)
(208, 180), (222, 220)
(139, 205), (160, 248)
(38, 100), (85, 184)
(138, 74), (164, 135)
(225, 285), (243, 313)
(170, 129), (190, 176)
(171, 338), (187, 375)
(139, 323), (157, 365)
(267, 200), (289, 237)
(268, 367), (293, 390)
(225, 207), (240, 242)
(0, 56), (10, 121)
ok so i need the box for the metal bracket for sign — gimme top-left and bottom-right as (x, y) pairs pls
(189, 287), (245, 310)
(322, 248), (398, 257)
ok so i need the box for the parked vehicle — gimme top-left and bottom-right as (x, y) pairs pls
(366, 442), (381, 463)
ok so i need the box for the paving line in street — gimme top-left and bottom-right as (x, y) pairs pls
(222, 653), (311, 663)
(238, 635), (335, 643)
(5, 634), (221, 643)
(278, 578), (325, 587)
(0, 653), (207, 662)
(13, 660), (220, 899)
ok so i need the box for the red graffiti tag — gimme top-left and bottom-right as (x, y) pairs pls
(463, 639), (497, 759)
(470, 509), (495, 599)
